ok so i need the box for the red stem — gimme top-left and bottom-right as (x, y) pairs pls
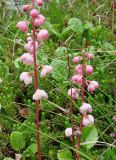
(67, 53), (76, 160)
(32, 1), (41, 160)
(76, 40), (88, 159)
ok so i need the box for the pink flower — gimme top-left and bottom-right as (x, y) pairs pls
(87, 81), (99, 92)
(71, 74), (82, 85)
(68, 88), (79, 100)
(40, 65), (53, 78)
(34, 15), (45, 26)
(22, 5), (30, 12)
(86, 65), (93, 75)
(65, 128), (72, 137)
(20, 72), (32, 86)
(30, 9), (39, 19)
(75, 64), (82, 74)
(20, 53), (34, 65)
(79, 103), (92, 114)
(36, 0), (43, 6)
(90, 81), (99, 89)
(87, 84), (96, 92)
(16, 21), (28, 33)
(25, 41), (39, 53)
(33, 89), (48, 101)
(72, 56), (81, 64)
(37, 29), (49, 42)
(87, 53), (94, 61)
(83, 115), (94, 126)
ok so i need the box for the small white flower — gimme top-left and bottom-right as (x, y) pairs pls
(40, 65), (53, 78)
(20, 72), (32, 86)
(83, 115), (94, 126)
(79, 103), (92, 114)
(33, 89), (48, 101)
(65, 128), (72, 137)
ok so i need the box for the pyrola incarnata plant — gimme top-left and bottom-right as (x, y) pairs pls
(66, 50), (99, 159)
(16, 0), (53, 159)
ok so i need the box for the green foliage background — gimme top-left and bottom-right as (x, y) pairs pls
(0, 0), (116, 160)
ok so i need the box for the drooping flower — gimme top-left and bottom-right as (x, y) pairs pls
(16, 21), (28, 33)
(79, 103), (92, 114)
(22, 5), (30, 12)
(87, 53), (94, 61)
(25, 41), (39, 53)
(33, 89), (48, 101)
(75, 64), (82, 74)
(67, 88), (79, 100)
(65, 128), (72, 137)
(30, 9), (39, 19)
(86, 65), (93, 75)
(83, 115), (94, 126)
(40, 65), (53, 78)
(71, 74), (82, 85)
(34, 15), (45, 26)
(36, 0), (43, 6)
(20, 72), (32, 86)
(20, 53), (34, 65)
(37, 29), (49, 42)
(87, 80), (99, 92)
(72, 56), (81, 64)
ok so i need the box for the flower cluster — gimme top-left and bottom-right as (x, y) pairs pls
(65, 51), (99, 137)
(16, 0), (53, 100)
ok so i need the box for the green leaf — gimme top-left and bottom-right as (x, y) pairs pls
(49, 24), (61, 38)
(81, 125), (98, 150)
(10, 131), (25, 151)
(55, 47), (67, 56)
(57, 150), (73, 160)
(68, 18), (83, 33)
(29, 143), (38, 154)
(51, 59), (68, 81)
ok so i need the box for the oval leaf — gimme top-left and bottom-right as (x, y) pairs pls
(81, 125), (98, 150)
(10, 131), (25, 151)
(57, 150), (73, 160)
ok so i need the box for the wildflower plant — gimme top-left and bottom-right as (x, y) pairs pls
(66, 49), (99, 159)
(16, 0), (53, 159)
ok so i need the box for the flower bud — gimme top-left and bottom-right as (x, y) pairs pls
(87, 53), (94, 61)
(75, 64), (82, 74)
(86, 65), (93, 75)
(36, 0), (43, 6)
(16, 21), (28, 33)
(22, 5), (30, 12)
(72, 56), (80, 64)
(30, 9), (39, 19)
(65, 128), (72, 137)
